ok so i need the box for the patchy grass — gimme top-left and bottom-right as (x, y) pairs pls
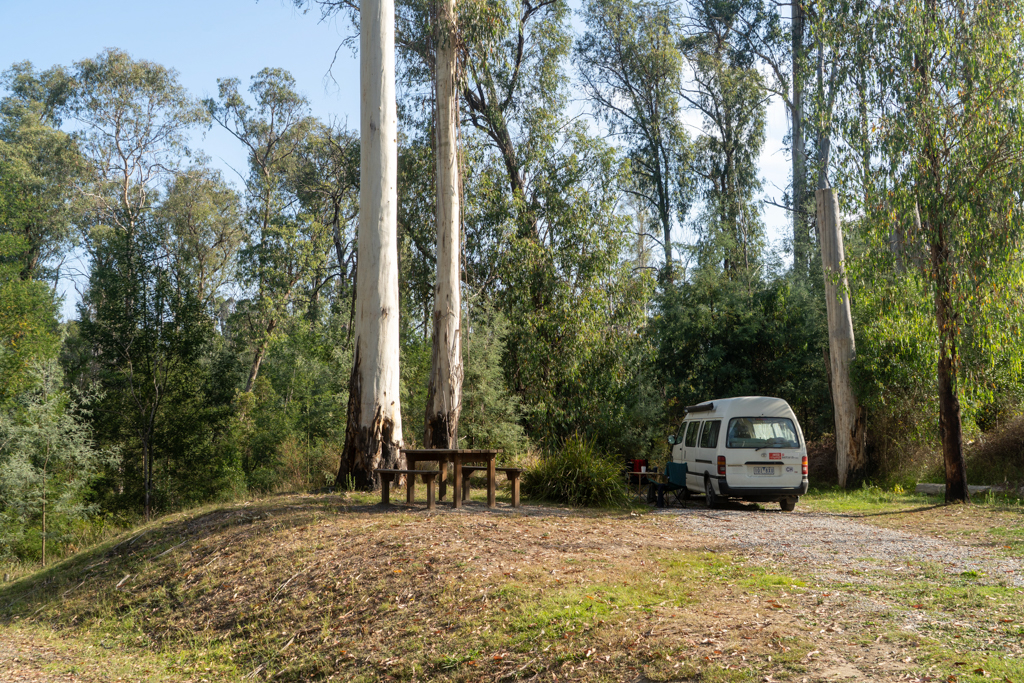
(787, 486), (1024, 683)
(2, 486), (1023, 682)
(801, 485), (1024, 561)
(1, 493), (817, 682)
(801, 483), (941, 515)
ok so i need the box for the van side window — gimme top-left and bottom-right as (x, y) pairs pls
(684, 421), (700, 447)
(699, 420), (721, 448)
(675, 421), (687, 442)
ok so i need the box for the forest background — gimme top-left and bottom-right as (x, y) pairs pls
(2, 0), (1024, 566)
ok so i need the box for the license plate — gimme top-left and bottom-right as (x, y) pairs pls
(750, 466), (777, 476)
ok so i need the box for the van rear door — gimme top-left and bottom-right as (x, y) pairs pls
(724, 416), (804, 489)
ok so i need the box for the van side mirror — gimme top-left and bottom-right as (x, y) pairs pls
(667, 435), (677, 445)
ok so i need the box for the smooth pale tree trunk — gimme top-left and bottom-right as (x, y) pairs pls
(817, 188), (866, 486)
(424, 0), (464, 451)
(338, 0), (404, 491)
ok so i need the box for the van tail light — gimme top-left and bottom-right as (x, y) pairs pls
(717, 456), (726, 476)
(801, 455), (808, 476)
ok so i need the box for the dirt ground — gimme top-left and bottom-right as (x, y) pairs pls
(1, 493), (1022, 682)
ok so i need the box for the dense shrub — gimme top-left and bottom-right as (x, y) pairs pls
(521, 434), (630, 508)
(962, 416), (1024, 489)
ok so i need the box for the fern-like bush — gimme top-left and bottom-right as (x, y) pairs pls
(521, 434), (630, 508)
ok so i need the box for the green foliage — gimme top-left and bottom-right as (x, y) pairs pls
(576, 0), (693, 271)
(654, 273), (832, 438)
(521, 434), (631, 507)
(682, 0), (769, 279)
(825, 0), (1024, 484)
(475, 126), (661, 455)
(849, 270), (941, 479)
(0, 66), (84, 283)
(155, 165), (245, 311)
(459, 298), (528, 455)
(0, 359), (115, 564)
(0, 235), (60, 406)
(398, 330), (431, 449)
(0, 69), (77, 406)
(207, 68), (329, 394)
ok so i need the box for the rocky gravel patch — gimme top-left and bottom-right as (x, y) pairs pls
(658, 506), (1024, 587)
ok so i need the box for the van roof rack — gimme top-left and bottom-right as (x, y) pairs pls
(684, 402), (714, 414)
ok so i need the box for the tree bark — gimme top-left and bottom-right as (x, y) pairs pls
(243, 327), (273, 394)
(338, 0), (404, 490)
(425, 0), (464, 450)
(931, 229), (970, 503)
(817, 188), (866, 486)
(815, 41), (831, 194)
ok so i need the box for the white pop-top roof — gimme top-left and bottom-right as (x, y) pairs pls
(684, 396), (794, 419)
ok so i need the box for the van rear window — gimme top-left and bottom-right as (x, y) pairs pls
(726, 417), (800, 449)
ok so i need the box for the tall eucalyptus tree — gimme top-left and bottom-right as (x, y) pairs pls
(843, 0), (1024, 502)
(681, 0), (768, 283)
(576, 0), (693, 280)
(206, 69), (326, 394)
(291, 122), (360, 331)
(424, 0), (464, 450)
(69, 49), (209, 520)
(337, 0), (404, 490)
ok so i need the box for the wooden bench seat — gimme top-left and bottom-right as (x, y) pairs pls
(459, 466), (525, 507)
(374, 469), (440, 510)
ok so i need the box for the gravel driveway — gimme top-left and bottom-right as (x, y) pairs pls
(658, 505), (1024, 587)
(656, 504), (1024, 681)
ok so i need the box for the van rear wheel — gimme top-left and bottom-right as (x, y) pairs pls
(704, 477), (719, 509)
(780, 497), (797, 512)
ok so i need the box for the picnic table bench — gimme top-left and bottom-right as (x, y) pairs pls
(389, 449), (503, 509)
(374, 469), (440, 510)
(459, 465), (524, 507)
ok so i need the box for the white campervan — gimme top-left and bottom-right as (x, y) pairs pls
(667, 396), (808, 511)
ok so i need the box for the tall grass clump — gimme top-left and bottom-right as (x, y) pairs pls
(522, 434), (630, 508)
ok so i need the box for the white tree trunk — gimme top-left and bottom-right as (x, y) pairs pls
(817, 188), (866, 486)
(425, 0), (464, 450)
(338, 0), (404, 490)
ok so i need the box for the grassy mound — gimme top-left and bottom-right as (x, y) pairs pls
(0, 493), (808, 683)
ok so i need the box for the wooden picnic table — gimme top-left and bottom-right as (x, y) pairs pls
(401, 449), (502, 509)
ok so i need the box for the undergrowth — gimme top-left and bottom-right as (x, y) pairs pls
(521, 434), (631, 508)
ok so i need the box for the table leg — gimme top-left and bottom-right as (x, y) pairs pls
(453, 455), (463, 509)
(406, 459), (416, 504)
(488, 457), (496, 508)
(509, 472), (520, 507)
(439, 459), (448, 501)
(426, 473), (436, 511)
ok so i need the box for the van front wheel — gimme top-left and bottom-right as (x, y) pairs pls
(704, 477), (719, 509)
(780, 497), (797, 512)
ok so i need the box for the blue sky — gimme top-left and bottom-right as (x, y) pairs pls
(1, 0), (361, 315)
(2, 0), (792, 317)
(1, 0), (361, 183)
